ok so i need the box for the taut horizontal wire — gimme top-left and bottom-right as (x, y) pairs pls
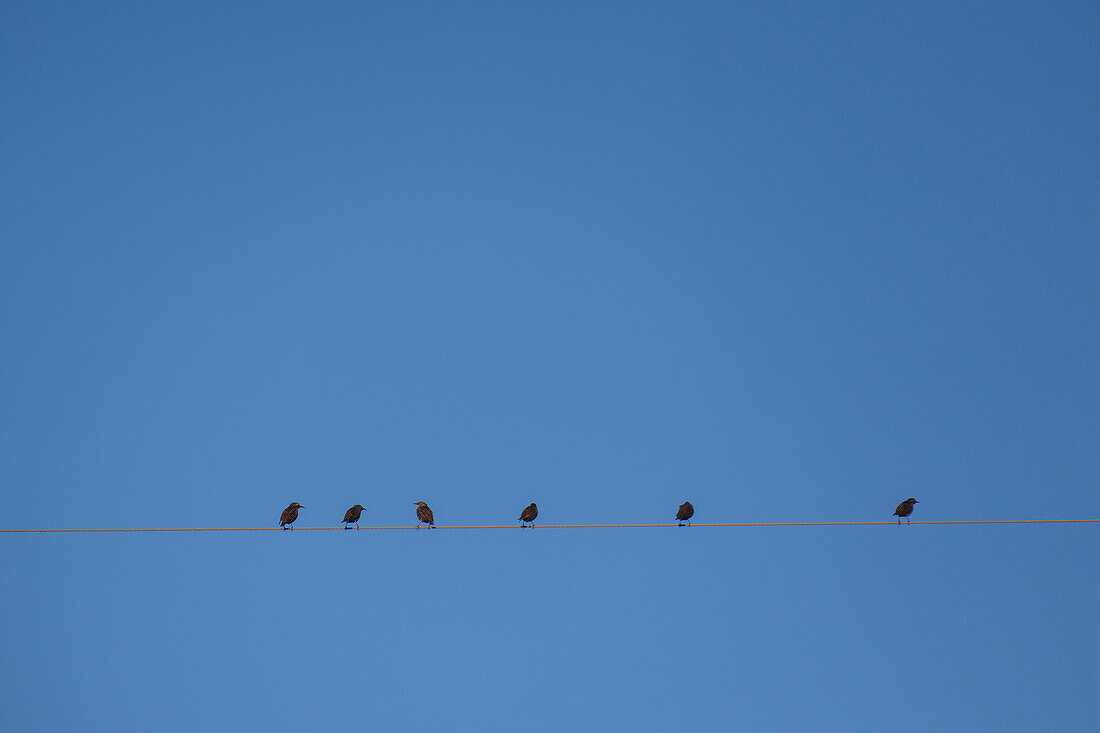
(0, 519), (1097, 533)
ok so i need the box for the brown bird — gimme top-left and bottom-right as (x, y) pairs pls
(414, 501), (435, 529)
(519, 503), (538, 528)
(343, 504), (365, 530)
(893, 498), (919, 524)
(676, 501), (694, 527)
(280, 502), (304, 530)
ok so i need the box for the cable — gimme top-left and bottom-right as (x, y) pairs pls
(0, 519), (1097, 533)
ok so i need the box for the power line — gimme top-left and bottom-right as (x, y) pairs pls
(0, 519), (1097, 533)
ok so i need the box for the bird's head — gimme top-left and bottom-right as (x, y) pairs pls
(288, 502), (304, 509)
(414, 501), (427, 507)
(352, 504), (365, 511)
(907, 498), (918, 504)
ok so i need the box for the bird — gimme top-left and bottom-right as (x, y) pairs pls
(342, 504), (365, 530)
(893, 498), (919, 524)
(519, 503), (538, 528)
(280, 502), (304, 530)
(676, 501), (694, 527)
(414, 501), (435, 529)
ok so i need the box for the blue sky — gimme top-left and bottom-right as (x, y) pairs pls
(1, 1), (1097, 729)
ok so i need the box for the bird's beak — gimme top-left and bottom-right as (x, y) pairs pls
(914, 500), (919, 503)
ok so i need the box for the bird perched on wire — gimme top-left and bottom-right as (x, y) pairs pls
(414, 501), (435, 529)
(676, 501), (694, 527)
(342, 504), (365, 530)
(893, 498), (919, 524)
(519, 503), (538, 528)
(280, 502), (304, 530)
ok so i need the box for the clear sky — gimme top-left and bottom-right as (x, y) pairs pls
(2, 1), (1098, 730)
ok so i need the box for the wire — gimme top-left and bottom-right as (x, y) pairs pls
(0, 519), (1097, 533)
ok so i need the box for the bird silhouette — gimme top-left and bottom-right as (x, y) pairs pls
(343, 504), (365, 530)
(280, 502), (304, 530)
(676, 501), (694, 527)
(414, 501), (435, 529)
(519, 503), (538, 528)
(893, 498), (919, 524)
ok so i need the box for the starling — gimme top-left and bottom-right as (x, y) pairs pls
(519, 502), (538, 528)
(414, 501), (435, 529)
(343, 504), (365, 530)
(676, 501), (694, 527)
(280, 502), (304, 530)
(893, 498), (919, 524)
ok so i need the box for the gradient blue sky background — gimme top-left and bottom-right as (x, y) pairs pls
(2, 1), (1098, 730)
